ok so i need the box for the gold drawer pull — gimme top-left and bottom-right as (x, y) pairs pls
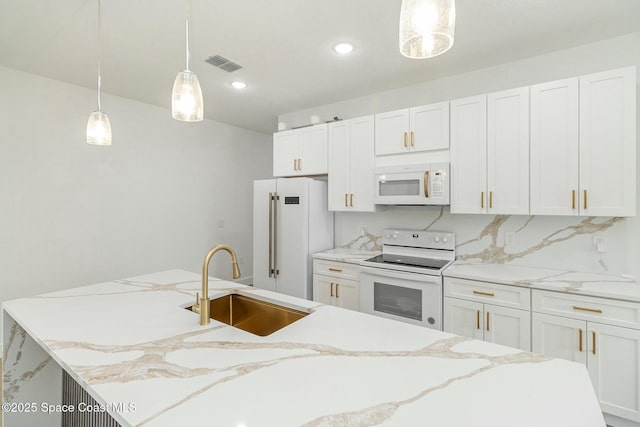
(481, 191), (484, 209)
(578, 328), (583, 352)
(573, 305), (602, 314)
(330, 282), (334, 297)
(345, 193), (348, 207)
(489, 191), (493, 209)
(410, 131), (415, 147)
(403, 132), (408, 148)
(486, 312), (490, 331)
(476, 310), (480, 330)
(336, 283), (340, 298)
(592, 331), (596, 355)
(473, 290), (495, 297)
(350, 193), (354, 207)
(572, 190), (576, 210)
(328, 267), (343, 272)
(293, 159), (297, 171)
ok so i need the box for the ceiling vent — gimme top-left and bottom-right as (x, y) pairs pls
(205, 55), (242, 73)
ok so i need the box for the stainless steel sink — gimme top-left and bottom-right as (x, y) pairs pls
(188, 293), (309, 336)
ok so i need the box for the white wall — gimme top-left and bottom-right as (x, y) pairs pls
(280, 32), (640, 278)
(0, 66), (272, 309)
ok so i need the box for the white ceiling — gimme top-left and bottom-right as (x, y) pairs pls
(1, 0), (640, 133)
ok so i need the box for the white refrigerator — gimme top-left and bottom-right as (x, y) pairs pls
(253, 178), (334, 300)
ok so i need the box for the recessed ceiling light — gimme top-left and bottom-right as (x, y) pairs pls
(230, 81), (247, 89)
(333, 42), (355, 55)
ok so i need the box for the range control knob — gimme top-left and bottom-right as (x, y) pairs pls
(385, 234), (391, 239)
(443, 237), (448, 243)
(434, 236), (440, 242)
(393, 232), (399, 239)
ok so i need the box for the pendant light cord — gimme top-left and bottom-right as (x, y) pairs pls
(185, 0), (191, 71)
(97, 0), (102, 112)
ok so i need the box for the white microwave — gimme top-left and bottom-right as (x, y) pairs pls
(374, 163), (450, 205)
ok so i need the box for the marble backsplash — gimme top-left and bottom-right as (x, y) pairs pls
(335, 207), (633, 277)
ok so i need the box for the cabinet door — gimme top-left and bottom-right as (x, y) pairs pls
(487, 87), (530, 214)
(450, 95), (487, 214)
(531, 313), (586, 364)
(410, 102), (449, 152)
(579, 67), (636, 217)
(484, 304), (530, 351)
(375, 109), (410, 155)
(349, 116), (375, 212)
(299, 124), (328, 175)
(312, 274), (336, 305)
(334, 278), (360, 311)
(588, 322), (640, 422)
(273, 130), (299, 177)
(444, 297), (483, 341)
(530, 78), (579, 216)
(327, 121), (351, 211)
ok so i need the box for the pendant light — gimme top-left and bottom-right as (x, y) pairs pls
(86, 0), (112, 146)
(171, 0), (203, 122)
(399, 0), (456, 59)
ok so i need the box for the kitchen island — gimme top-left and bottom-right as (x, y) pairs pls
(3, 270), (604, 426)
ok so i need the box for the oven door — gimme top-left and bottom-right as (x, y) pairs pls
(359, 266), (442, 330)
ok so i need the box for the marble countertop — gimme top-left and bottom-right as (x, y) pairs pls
(3, 270), (605, 427)
(312, 248), (380, 264)
(444, 262), (640, 302)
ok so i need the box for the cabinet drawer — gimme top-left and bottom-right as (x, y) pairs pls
(444, 277), (530, 310)
(532, 290), (640, 329)
(313, 259), (360, 281)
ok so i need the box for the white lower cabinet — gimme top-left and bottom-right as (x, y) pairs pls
(312, 259), (360, 311)
(532, 290), (640, 425)
(444, 278), (531, 351)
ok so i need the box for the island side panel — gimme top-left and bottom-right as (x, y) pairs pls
(3, 310), (62, 427)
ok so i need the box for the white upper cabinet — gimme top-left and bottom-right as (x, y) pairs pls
(273, 124), (328, 177)
(531, 67), (636, 217)
(579, 67), (636, 217)
(375, 102), (449, 156)
(450, 95), (488, 214)
(487, 87), (530, 215)
(530, 78), (580, 215)
(328, 116), (375, 212)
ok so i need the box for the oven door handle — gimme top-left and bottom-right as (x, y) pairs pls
(360, 266), (442, 282)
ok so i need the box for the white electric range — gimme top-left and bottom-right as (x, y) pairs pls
(360, 229), (455, 330)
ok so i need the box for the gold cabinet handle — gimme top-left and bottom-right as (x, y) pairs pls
(328, 267), (343, 272)
(345, 193), (348, 207)
(350, 193), (354, 207)
(489, 191), (493, 209)
(572, 190), (576, 210)
(293, 159), (297, 171)
(481, 191), (484, 209)
(583, 189), (587, 209)
(330, 282), (334, 297)
(424, 171), (429, 198)
(473, 290), (495, 297)
(298, 158), (302, 171)
(573, 305), (602, 314)
(579, 328), (583, 352)
(336, 283), (340, 298)
(592, 331), (596, 355)
(486, 312), (490, 331)
(410, 131), (415, 147)
(403, 132), (408, 148)
(476, 310), (480, 330)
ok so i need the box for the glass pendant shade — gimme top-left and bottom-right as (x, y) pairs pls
(171, 70), (204, 122)
(86, 111), (112, 146)
(399, 0), (456, 59)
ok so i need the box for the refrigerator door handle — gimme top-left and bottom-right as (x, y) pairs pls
(268, 192), (274, 277)
(273, 192), (279, 277)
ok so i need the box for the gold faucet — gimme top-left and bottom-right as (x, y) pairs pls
(197, 244), (241, 325)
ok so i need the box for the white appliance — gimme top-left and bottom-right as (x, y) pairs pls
(374, 163), (450, 205)
(253, 178), (334, 300)
(360, 229), (455, 329)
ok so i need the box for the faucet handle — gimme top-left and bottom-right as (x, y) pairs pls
(192, 292), (201, 313)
